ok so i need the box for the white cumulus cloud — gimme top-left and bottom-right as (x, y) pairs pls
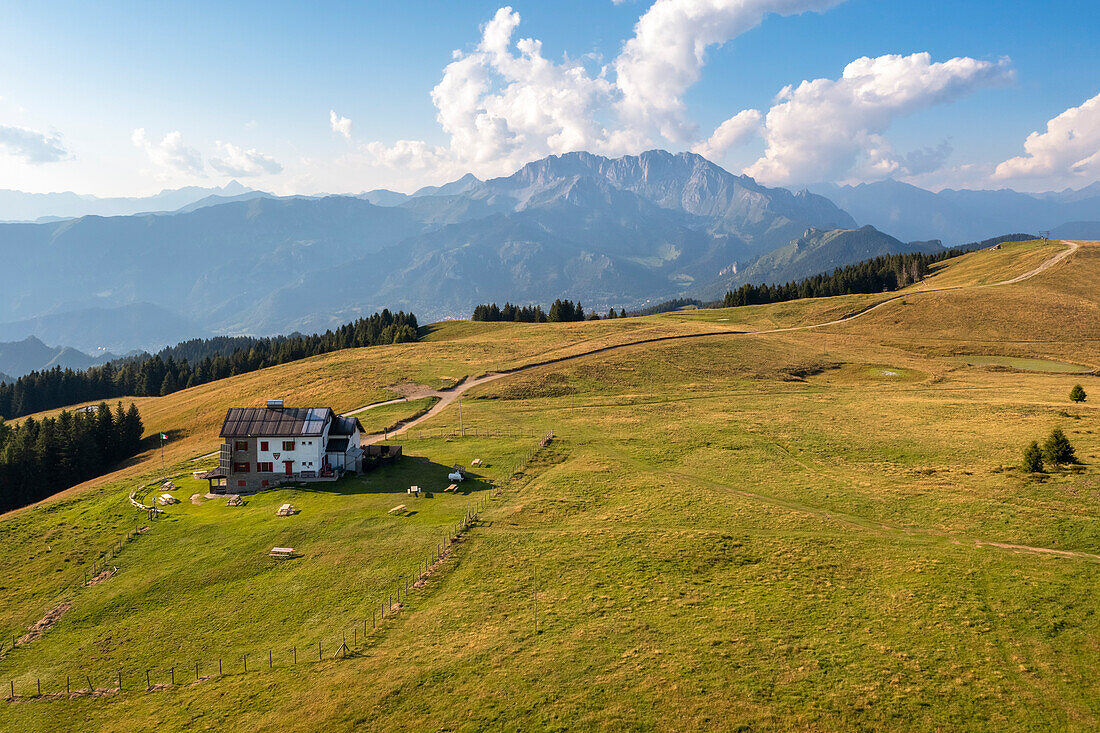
(0, 124), (68, 163)
(366, 2), (845, 181)
(615, 0), (845, 143)
(330, 110), (352, 139)
(745, 52), (1013, 184)
(132, 128), (204, 177)
(693, 108), (762, 161)
(993, 91), (1100, 183)
(209, 141), (283, 177)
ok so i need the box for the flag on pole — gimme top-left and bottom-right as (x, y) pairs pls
(160, 433), (167, 441)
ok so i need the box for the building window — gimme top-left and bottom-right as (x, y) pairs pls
(257, 462), (273, 473)
(238, 480), (247, 487)
(260, 441), (268, 451)
(282, 440), (295, 451)
(233, 462), (250, 472)
(234, 441), (248, 452)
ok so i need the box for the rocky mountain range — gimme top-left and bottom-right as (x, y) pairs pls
(811, 179), (1100, 243)
(0, 336), (117, 379)
(2, 150), (1098, 353)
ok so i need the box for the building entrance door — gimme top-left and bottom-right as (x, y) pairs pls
(284, 460), (293, 476)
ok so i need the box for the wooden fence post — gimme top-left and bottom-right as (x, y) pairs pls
(219, 658), (222, 676)
(269, 649), (273, 669)
(36, 678), (40, 697)
(146, 670), (150, 689)
(67, 675), (70, 694)
(196, 662), (200, 680)
(171, 666), (175, 685)
(117, 670), (122, 690)
(318, 641), (322, 661)
(86, 674), (92, 693)
(9, 680), (12, 699)
(243, 654), (248, 673)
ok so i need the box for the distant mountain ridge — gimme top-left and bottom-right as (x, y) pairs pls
(811, 179), (1100, 244)
(0, 149), (992, 347)
(0, 150), (878, 339)
(0, 303), (203, 355)
(0, 181), (254, 222)
(0, 336), (118, 379)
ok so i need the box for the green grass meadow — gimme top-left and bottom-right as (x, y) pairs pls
(0, 242), (1098, 730)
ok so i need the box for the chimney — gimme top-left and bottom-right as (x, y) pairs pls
(266, 399), (284, 410)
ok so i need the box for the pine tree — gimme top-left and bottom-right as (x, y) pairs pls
(1022, 441), (1044, 473)
(1070, 384), (1087, 403)
(1042, 427), (1077, 466)
(123, 403), (144, 455)
(159, 371), (177, 396)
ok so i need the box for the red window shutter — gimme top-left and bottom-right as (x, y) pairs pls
(260, 441), (268, 451)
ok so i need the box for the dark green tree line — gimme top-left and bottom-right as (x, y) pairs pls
(472, 299), (595, 323)
(0, 310), (418, 420)
(0, 402), (143, 513)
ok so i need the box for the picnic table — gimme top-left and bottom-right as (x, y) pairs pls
(269, 546), (295, 558)
(276, 503), (295, 516)
(444, 484), (459, 493)
(471, 458), (482, 467)
(389, 504), (408, 515)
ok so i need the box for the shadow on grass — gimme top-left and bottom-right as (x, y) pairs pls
(291, 455), (494, 498)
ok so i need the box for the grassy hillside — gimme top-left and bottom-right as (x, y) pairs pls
(1, 241), (1098, 731)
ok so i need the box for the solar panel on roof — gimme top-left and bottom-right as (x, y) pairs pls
(220, 405), (332, 437)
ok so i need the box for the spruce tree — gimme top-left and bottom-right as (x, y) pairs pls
(1070, 384), (1086, 403)
(1042, 428), (1077, 466)
(1022, 441), (1044, 473)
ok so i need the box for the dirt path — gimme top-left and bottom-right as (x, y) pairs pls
(353, 240), (1080, 446)
(761, 240), (1080, 334)
(358, 241), (1095, 563)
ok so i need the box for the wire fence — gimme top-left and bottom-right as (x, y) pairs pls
(2, 431), (557, 704)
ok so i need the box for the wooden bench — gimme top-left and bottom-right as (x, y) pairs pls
(471, 458), (482, 467)
(389, 504), (408, 515)
(444, 484), (459, 493)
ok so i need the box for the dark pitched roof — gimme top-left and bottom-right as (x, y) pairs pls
(220, 407), (334, 438)
(329, 415), (364, 436)
(325, 437), (350, 453)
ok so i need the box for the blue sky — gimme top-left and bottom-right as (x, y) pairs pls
(0, 0), (1097, 196)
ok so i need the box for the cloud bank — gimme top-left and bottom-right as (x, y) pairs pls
(745, 53), (1013, 184)
(994, 91), (1100, 183)
(330, 110), (352, 139)
(132, 128), (204, 177)
(357, 3), (1018, 190)
(364, 1), (850, 180)
(209, 141), (283, 177)
(0, 124), (68, 163)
